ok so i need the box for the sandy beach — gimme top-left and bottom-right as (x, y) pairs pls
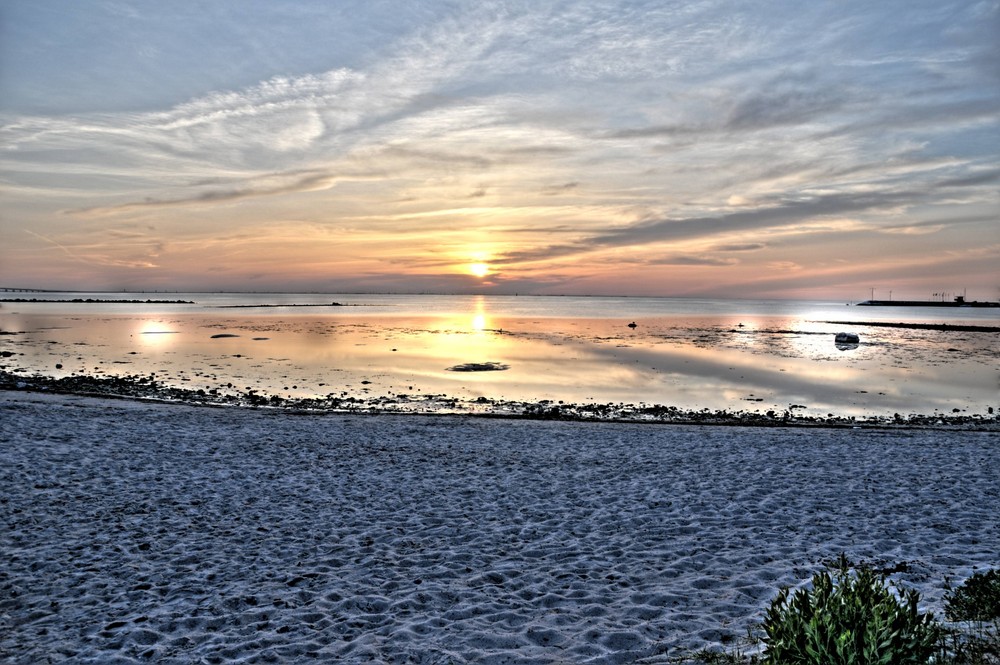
(2, 391), (998, 664)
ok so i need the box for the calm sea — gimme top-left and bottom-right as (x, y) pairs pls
(2, 293), (997, 419)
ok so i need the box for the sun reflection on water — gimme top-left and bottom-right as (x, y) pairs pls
(469, 295), (490, 333)
(3, 301), (994, 419)
(135, 320), (179, 349)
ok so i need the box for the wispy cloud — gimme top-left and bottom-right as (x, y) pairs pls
(715, 243), (766, 252)
(496, 189), (919, 265)
(66, 169), (377, 218)
(647, 255), (740, 267)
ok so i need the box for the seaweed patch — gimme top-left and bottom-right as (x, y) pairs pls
(446, 362), (510, 372)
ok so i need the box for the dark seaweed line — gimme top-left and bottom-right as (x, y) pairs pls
(2, 370), (997, 431)
(817, 321), (1000, 333)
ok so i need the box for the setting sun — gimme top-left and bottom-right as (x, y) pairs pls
(468, 262), (490, 278)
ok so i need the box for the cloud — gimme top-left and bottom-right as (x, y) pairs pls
(813, 97), (1000, 144)
(1, 5), (517, 174)
(540, 182), (580, 196)
(66, 169), (355, 217)
(380, 146), (493, 170)
(497, 189), (918, 265)
(716, 243), (766, 252)
(604, 123), (698, 140)
(724, 79), (848, 132)
(935, 168), (1000, 190)
(25, 227), (164, 271)
(647, 255), (740, 267)
(877, 212), (997, 235)
(23, 230), (87, 263)
(702, 245), (1000, 300)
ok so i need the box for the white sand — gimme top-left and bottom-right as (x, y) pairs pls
(1, 392), (997, 664)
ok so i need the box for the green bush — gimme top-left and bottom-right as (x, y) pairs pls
(943, 569), (1000, 664)
(946, 570), (1000, 624)
(761, 558), (941, 664)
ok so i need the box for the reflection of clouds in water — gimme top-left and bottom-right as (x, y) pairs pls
(584, 338), (859, 411)
(572, 320), (997, 415)
(6, 310), (996, 417)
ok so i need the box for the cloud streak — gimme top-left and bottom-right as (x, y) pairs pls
(494, 187), (934, 266)
(66, 169), (373, 218)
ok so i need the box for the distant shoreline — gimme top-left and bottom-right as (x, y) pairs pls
(818, 320), (1000, 333)
(217, 303), (359, 308)
(0, 298), (195, 304)
(856, 299), (999, 308)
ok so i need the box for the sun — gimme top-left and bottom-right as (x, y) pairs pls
(468, 262), (490, 278)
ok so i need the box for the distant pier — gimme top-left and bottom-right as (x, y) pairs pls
(856, 297), (999, 308)
(0, 287), (61, 293)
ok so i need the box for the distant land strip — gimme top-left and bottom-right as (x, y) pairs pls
(216, 302), (367, 308)
(1, 298), (194, 304)
(819, 321), (1000, 333)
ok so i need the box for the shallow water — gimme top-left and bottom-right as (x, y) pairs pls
(1, 293), (997, 419)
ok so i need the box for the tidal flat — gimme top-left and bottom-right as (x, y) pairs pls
(1, 294), (997, 426)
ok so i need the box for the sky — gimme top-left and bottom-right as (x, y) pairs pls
(1, 0), (998, 299)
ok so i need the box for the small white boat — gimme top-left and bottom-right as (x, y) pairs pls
(835, 332), (860, 345)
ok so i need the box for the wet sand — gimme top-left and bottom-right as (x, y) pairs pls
(2, 391), (998, 663)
